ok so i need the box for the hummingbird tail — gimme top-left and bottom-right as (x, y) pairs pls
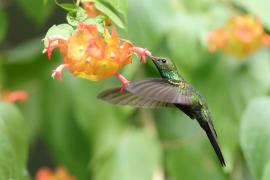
(197, 117), (226, 166)
(201, 120), (226, 166)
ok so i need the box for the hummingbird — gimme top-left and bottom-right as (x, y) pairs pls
(97, 55), (226, 166)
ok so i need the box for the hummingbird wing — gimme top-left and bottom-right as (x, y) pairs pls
(97, 87), (174, 108)
(126, 78), (193, 105)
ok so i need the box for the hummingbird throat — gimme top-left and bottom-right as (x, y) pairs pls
(159, 69), (183, 82)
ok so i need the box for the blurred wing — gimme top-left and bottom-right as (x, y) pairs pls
(97, 87), (173, 108)
(126, 78), (193, 105)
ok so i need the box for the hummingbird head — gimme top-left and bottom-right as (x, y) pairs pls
(149, 56), (175, 70)
(148, 55), (182, 81)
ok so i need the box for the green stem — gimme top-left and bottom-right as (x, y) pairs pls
(76, 0), (81, 6)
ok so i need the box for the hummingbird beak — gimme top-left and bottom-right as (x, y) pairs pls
(145, 51), (157, 62)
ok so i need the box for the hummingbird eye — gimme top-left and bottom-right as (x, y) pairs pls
(161, 59), (167, 64)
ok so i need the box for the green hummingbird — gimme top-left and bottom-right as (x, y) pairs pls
(97, 55), (225, 166)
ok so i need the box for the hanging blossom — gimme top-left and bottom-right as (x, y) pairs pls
(0, 90), (28, 103)
(208, 15), (270, 57)
(35, 166), (76, 180)
(43, 1), (150, 92)
(43, 23), (149, 92)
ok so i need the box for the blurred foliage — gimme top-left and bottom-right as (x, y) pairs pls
(0, 0), (270, 180)
(0, 103), (28, 179)
(240, 98), (270, 180)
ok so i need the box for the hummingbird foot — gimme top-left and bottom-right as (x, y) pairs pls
(42, 36), (67, 59)
(114, 73), (130, 93)
(130, 47), (151, 63)
(51, 64), (68, 81)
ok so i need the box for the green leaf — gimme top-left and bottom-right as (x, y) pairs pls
(93, 130), (161, 180)
(15, 0), (54, 24)
(54, 1), (79, 12)
(262, 162), (270, 180)
(240, 97), (270, 180)
(0, 103), (28, 179)
(93, 0), (126, 30)
(66, 7), (88, 26)
(43, 24), (74, 47)
(0, 9), (7, 44)
(232, 0), (270, 29)
(98, 0), (127, 23)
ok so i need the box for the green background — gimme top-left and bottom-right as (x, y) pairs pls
(0, 0), (270, 179)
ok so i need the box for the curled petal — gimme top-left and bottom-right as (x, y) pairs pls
(43, 36), (67, 59)
(51, 64), (68, 81)
(130, 47), (151, 63)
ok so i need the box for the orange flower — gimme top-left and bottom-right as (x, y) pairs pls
(44, 22), (149, 91)
(35, 167), (76, 180)
(45, 23), (133, 81)
(1, 90), (28, 103)
(208, 15), (267, 57)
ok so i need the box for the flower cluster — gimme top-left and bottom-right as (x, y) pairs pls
(43, 1), (149, 91)
(208, 15), (270, 57)
(45, 23), (134, 81)
(35, 167), (75, 180)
